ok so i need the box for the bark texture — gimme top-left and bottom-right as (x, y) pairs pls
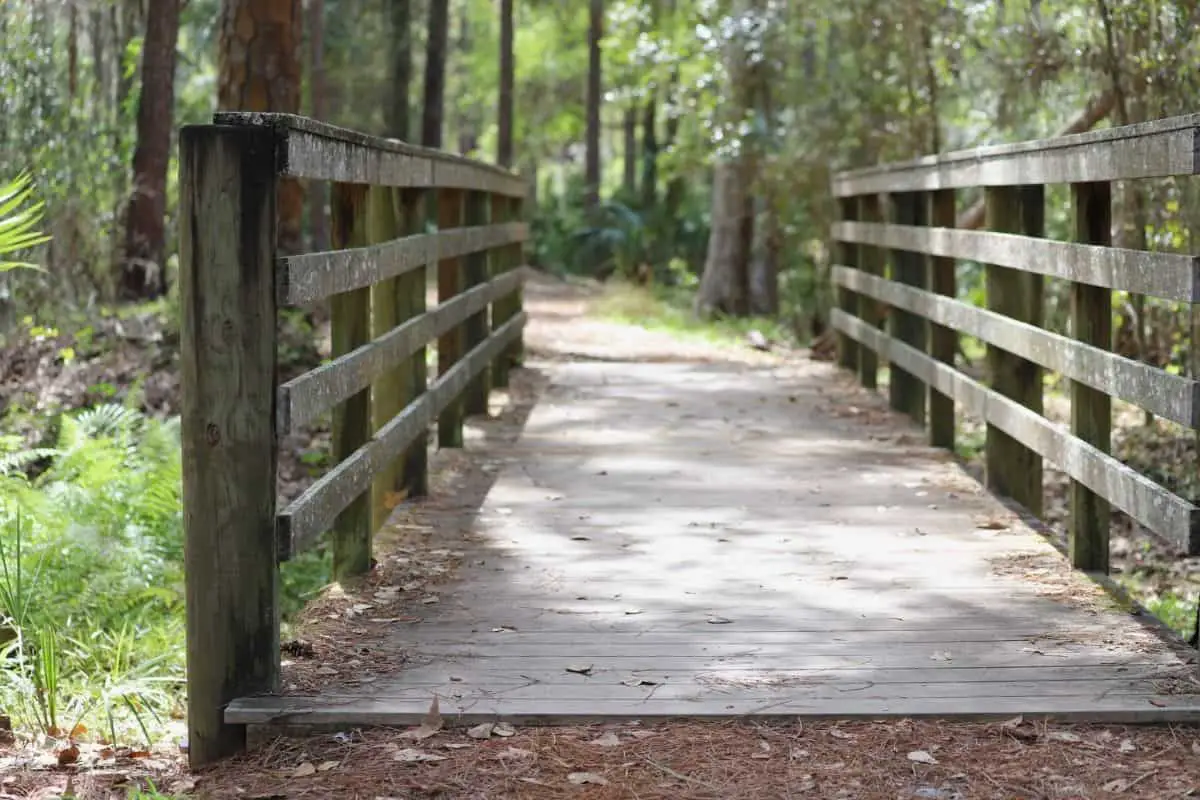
(120, 0), (180, 300)
(585, 0), (603, 208)
(497, 0), (514, 167)
(387, 0), (411, 140)
(217, 0), (304, 255)
(421, 0), (449, 148)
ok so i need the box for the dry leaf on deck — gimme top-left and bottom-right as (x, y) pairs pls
(400, 696), (444, 741)
(566, 663), (594, 676)
(907, 750), (938, 765)
(568, 772), (609, 786)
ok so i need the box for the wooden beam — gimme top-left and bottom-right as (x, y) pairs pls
(927, 189), (957, 450)
(887, 192), (927, 424)
(179, 124), (280, 767)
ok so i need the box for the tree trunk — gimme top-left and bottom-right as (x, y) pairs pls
(663, 68), (683, 222)
(387, 0), (411, 140)
(67, 0), (78, 99)
(456, 10), (477, 154)
(695, 161), (751, 316)
(120, 0), (180, 300)
(497, 0), (514, 168)
(309, 0), (328, 251)
(585, 0), (603, 209)
(218, 0), (304, 256)
(622, 105), (637, 195)
(640, 91), (657, 209)
(421, 0), (449, 148)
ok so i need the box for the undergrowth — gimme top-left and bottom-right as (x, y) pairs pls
(0, 404), (330, 750)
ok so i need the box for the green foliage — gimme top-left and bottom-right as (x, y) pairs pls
(0, 174), (51, 271)
(0, 403), (324, 745)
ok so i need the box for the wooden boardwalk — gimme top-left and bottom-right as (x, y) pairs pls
(230, 352), (1200, 728)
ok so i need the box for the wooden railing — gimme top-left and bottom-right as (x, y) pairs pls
(178, 113), (527, 766)
(830, 114), (1200, 574)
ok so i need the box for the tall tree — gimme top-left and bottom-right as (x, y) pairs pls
(421, 0), (449, 148)
(497, 0), (514, 168)
(308, 0), (328, 251)
(585, 0), (603, 209)
(120, 0), (180, 300)
(217, 0), (304, 255)
(387, 0), (411, 139)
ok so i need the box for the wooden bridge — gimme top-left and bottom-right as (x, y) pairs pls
(179, 112), (1200, 768)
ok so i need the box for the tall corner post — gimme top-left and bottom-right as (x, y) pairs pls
(835, 196), (860, 373)
(983, 185), (1045, 517)
(1069, 181), (1112, 570)
(179, 124), (281, 768)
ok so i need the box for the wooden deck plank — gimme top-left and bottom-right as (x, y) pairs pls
(231, 358), (1200, 728)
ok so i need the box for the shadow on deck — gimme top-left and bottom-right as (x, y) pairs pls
(228, 345), (1200, 730)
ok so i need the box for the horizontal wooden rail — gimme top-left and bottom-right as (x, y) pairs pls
(279, 222), (528, 305)
(214, 112), (526, 196)
(832, 267), (1200, 427)
(278, 269), (524, 432)
(278, 312), (526, 558)
(830, 113), (1200, 579)
(832, 113), (1200, 195)
(180, 113), (528, 768)
(833, 310), (1200, 554)
(831, 221), (1200, 302)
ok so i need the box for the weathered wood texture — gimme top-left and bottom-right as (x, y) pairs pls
(833, 312), (1200, 554)
(181, 112), (530, 767)
(212, 111), (526, 196)
(329, 182), (374, 579)
(832, 112), (1200, 195)
(1070, 182), (1113, 572)
(437, 189), (466, 448)
(462, 191), (491, 416)
(836, 198), (859, 371)
(179, 125), (281, 768)
(830, 220), (1200, 301)
(857, 195), (884, 389)
(927, 189), (956, 449)
(887, 192), (926, 424)
(830, 268), (1200, 428)
(225, 357), (1200, 729)
(984, 186), (1044, 517)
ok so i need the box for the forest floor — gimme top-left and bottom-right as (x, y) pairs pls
(3, 270), (1200, 798)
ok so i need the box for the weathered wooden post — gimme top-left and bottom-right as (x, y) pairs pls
(437, 186), (467, 447)
(928, 189), (957, 450)
(398, 186), (430, 497)
(984, 185), (1044, 516)
(370, 186), (403, 532)
(836, 197), (860, 372)
(888, 191), (928, 424)
(1069, 181), (1112, 570)
(858, 194), (884, 390)
(179, 124), (281, 767)
(463, 189), (491, 415)
(330, 182), (373, 578)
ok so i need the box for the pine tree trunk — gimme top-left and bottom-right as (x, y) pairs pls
(585, 0), (603, 209)
(695, 161), (751, 316)
(386, 0), (411, 140)
(640, 92), (657, 210)
(622, 105), (637, 195)
(421, 0), (449, 148)
(120, 0), (180, 300)
(497, 0), (514, 167)
(218, 0), (305, 255)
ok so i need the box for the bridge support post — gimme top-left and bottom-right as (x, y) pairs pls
(370, 185), (405, 532)
(888, 192), (928, 425)
(330, 182), (374, 578)
(836, 197), (860, 372)
(438, 188), (467, 448)
(927, 189), (957, 450)
(1069, 181), (1112, 571)
(857, 195), (884, 389)
(463, 190), (492, 416)
(983, 185), (1044, 517)
(179, 124), (281, 767)
(398, 187), (431, 498)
